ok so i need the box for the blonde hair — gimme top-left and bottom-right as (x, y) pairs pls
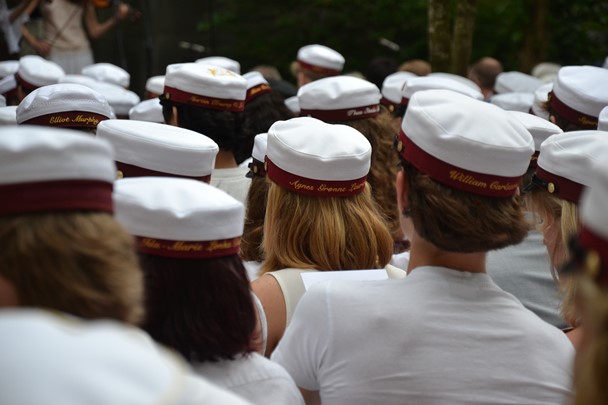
(260, 181), (393, 274)
(341, 112), (404, 244)
(572, 277), (608, 405)
(527, 190), (581, 326)
(0, 212), (143, 324)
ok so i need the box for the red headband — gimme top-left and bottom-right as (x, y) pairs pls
(396, 130), (522, 197)
(246, 84), (272, 102)
(300, 104), (380, 122)
(116, 161), (211, 183)
(136, 236), (241, 259)
(298, 60), (340, 76)
(579, 226), (608, 286)
(164, 85), (244, 112)
(548, 91), (598, 129)
(23, 111), (109, 129)
(14, 73), (39, 92)
(529, 151), (540, 169)
(266, 157), (367, 197)
(0, 180), (113, 215)
(535, 165), (583, 203)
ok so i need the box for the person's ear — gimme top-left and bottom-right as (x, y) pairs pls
(549, 114), (557, 125)
(168, 106), (179, 126)
(395, 169), (409, 215)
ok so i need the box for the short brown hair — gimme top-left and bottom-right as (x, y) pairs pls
(0, 212), (144, 324)
(402, 160), (529, 252)
(261, 180), (393, 274)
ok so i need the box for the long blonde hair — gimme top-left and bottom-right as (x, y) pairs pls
(0, 212), (144, 324)
(527, 190), (580, 326)
(260, 181), (393, 274)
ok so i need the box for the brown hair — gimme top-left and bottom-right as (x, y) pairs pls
(140, 254), (257, 363)
(402, 160), (529, 252)
(241, 175), (269, 263)
(0, 212), (143, 324)
(329, 111), (404, 245)
(261, 181), (393, 274)
(541, 100), (588, 132)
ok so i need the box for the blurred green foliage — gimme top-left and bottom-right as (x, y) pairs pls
(197, 0), (607, 78)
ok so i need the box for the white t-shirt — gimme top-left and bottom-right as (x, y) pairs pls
(193, 353), (304, 405)
(211, 166), (251, 205)
(272, 266), (574, 405)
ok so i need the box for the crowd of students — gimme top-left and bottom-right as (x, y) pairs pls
(1, 40), (608, 405)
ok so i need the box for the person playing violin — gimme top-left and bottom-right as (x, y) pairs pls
(20, 0), (134, 74)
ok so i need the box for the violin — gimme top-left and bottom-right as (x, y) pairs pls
(92, 0), (141, 21)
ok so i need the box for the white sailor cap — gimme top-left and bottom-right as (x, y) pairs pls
(507, 111), (562, 168)
(266, 117), (371, 197)
(494, 71), (543, 94)
(243, 71), (271, 102)
(165, 63), (188, 75)
(401, 76), (483, 106)
(58, 74), (101, 88)
(298, 75), (381, 121)
(0, 74), (17, 97)
(297, 44), (345, 75)
(195, 56), (241, 74)
(16, 83), (112, 129)
(97, 119), (218, 180)
(396, 89), (534, 197)
(549, 65), (608, 129)
(598, 106), (608, 131)
(145, 75), (165, 95)
(248, 132), (268, 177)
(530, 82), (553, 120)
(284, 96), (300, 115)
(428, 72), (482, 92)
(0, 106), (17, 125)
(0, 309), (251, 405)
(0, 126), (116, 215)
(490, 92), (535, 113)
(531, 62), (561, 84)
(16, 55), (65, 92)
(88, 81), (140, 117)
(577, 158), (608, 284)
(0, 94), (5, 107)
(128, 99), (164, 123)
(81, 63), (130, 88)
(164, 63), (247, 112)
(533, 130), (608, 203)
(381, 71), (416, 110)
(114, 177), (245, 259)
(0, 60), (19, 79)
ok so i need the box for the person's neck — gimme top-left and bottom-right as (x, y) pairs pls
(214, 150), (237, 169)
(406, 232), (486, 275)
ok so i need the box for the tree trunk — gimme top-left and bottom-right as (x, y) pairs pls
(519, 0), (549, 73)
(451, 0), (477, 75)
(428, 0), (452, 72)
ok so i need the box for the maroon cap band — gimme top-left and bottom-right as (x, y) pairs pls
(23, 111), (109, 129)
(136, 236), (241, 259)
(300, 104), (380, 122)
(579, 226), (608, 286)
(116, 161), (211, 183)
(400, 96), (410, 107)
(548, 91), (598, 129)
(0, 180), (113, 215)
(14, 73), (39, 92)
(246, 84), (272, 102)
(396, 130), (522, 197)
(529, 151), (540, 169)
(535, 165), (583, 203)
(266, 158), (367, 197)
(163, 85), (245, 112)
(297, 60), (340, 76)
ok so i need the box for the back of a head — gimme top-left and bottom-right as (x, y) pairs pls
(0, 126), (142, 323)
(296, 44), (345, 85)
(261, 117), (393, 273)
(0, 309), (251, 405)
(396, 89), (534, 252)
(113, 177), (256, 363)
(468, 57), (503, 90)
